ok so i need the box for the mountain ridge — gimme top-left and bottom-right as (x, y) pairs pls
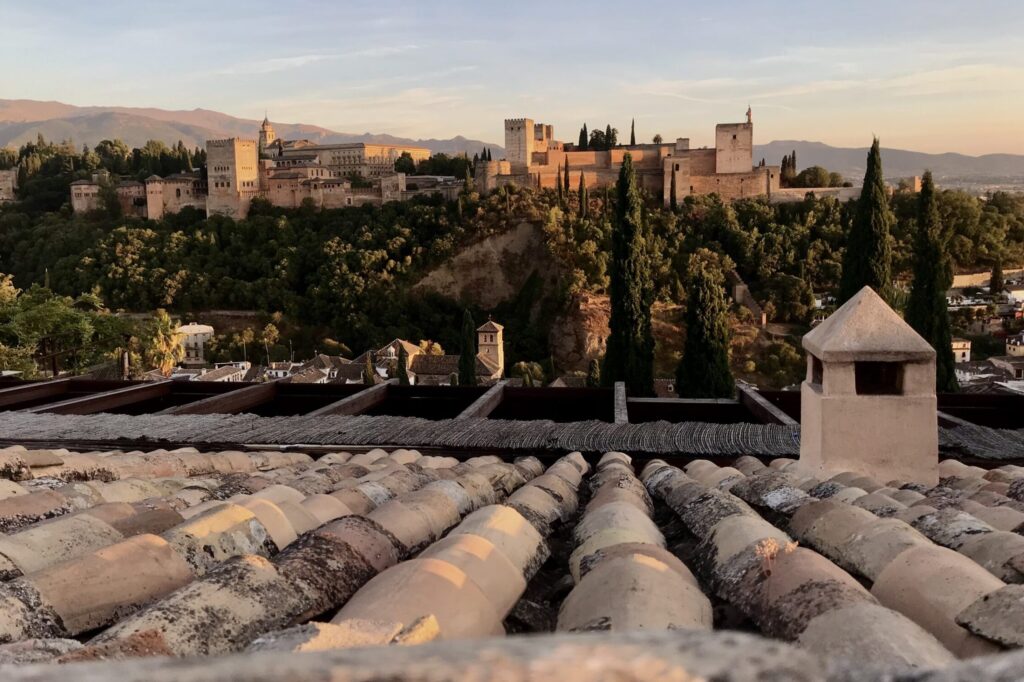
(2, 100), (1023, 182)
(0, 99), (504, 157)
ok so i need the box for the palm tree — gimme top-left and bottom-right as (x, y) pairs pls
(146, 309), (184, 377)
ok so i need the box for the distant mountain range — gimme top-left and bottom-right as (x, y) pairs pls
(754, 140), (1024, 184)
(2, 100), (1022, 184)
(0, 99), (503, 157)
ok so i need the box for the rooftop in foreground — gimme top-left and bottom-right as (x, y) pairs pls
(0, 444), (1020, 679)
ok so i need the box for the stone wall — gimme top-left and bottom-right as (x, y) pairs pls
(770, 187), (861, 204)
(952, 268), (1024, 289)
(0, 169), (16, 203)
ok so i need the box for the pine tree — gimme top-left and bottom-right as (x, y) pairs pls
(563, 158), (571, 194)
(578, 172), (588, 219)
(586, 358), (601, 387)
(362, 352), (377, 385)
(397, 344), (411, 385)
(676, 262), (734, 398)
(991, 260), (1004, 296)
(905, 172), (958, 392)
(578, 125), (588, 150)
(838, 138), (893, 304)
(630, 118), (636, 146)
(601, 153), (655, 396)
(458, 309), (478, 387)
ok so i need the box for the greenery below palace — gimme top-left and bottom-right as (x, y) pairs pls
(2, 137), (1024, 385)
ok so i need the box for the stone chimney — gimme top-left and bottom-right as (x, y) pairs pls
(799, 286), (938, 485)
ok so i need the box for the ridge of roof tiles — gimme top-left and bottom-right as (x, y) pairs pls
(0, 446), (1022, 680)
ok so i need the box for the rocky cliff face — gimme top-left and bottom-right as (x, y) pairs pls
(414, 222), (557, 309)
(414, 223), (687, 373)
(548, 293), (610, 372)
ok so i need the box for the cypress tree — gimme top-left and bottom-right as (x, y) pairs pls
(362, 352), (376, 385)
(578, 172), (588, 219)
(563, 158), (571, 194)
(676, 262), (735, 398)
(991, 260), (1004, 296)
(397, 344), (411, 386)
(601, 153), (655, 396)
(605, 124), (613, 150)
(905, 172), (958, 392)
(458, 309), (478, 387)
(557, 164), (563, 201)
(630, 118), (636, 146)
(838, 138), (893, 304)
(578, 125), (588, 150)
(586, 358), (601, 387)
(487, 148), (492, 161)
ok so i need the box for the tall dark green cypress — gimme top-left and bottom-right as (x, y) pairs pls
(605, 124), (613, 150)
(601, 153), (655, 396)
(557, 163), (564, 201)
(397, 344), (411, 385)
(578, 172), (588, 219)
(838, 138), (893, 304)
(676, 263), (734, 398)
(991, 260), (1004, 296)
(458, 309), (478, 387)
(362, 352), (376, 385)
(905, 172), (958, 392)
(579, 125), (588, 150)
(630, 118), (636, 146)
(563, 158), (570, 194)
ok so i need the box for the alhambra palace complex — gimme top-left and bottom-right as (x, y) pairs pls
(70, 110), (779, 219)
(480, 108), (780, 204)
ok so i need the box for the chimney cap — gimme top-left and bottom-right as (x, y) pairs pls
(802, 286), (935, 362)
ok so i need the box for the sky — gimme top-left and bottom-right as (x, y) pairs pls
(2, 0), (1023, 155)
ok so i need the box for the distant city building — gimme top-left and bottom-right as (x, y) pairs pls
(177, 323), (215, 367)
(70, 117), (449, 220)
(1008, 332), (1024, 358)
(951, 337), (972, 363)
(195, 362), (249, 382)
(476, 108), (781, 205)
(989, 355), (1024, 379)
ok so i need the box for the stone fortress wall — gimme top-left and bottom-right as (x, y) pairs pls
(483, 110), (779, 204)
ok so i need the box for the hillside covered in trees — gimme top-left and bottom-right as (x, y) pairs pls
(1, 161), (1023, 382)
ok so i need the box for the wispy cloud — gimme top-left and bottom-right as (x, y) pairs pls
(217, 44), (420, 75)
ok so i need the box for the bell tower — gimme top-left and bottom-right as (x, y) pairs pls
(259, 114), (276, 158)
(476, 319), (505, 378)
